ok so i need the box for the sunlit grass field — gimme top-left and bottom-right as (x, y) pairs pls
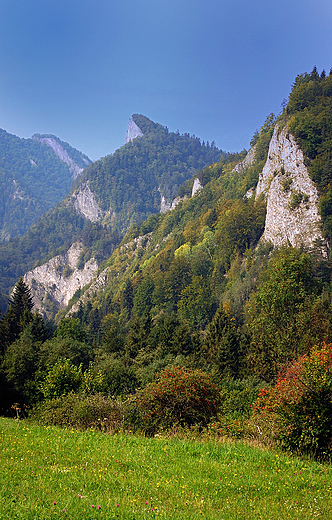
(0, 417), (331, 519)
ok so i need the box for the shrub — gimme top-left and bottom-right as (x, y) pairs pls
(31, 393), (124, 431)
(253, 343), (332, 458)
(40, 359), (105, 399)
(131, 366), (221, 435)
(289, 190), (309, 210)
(40, 359), (83, 399)
(281, 176), (293, 192)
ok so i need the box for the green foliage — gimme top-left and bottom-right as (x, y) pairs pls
(93, 354), (138, 396)
(201, 304), (240, 378)
(288, 190), (309, 210)
(251, 114), (276, 162)
(254, 343), (332, 458)
(31, 393), (123, 430)
(246, 247), (332, 380)
(38, 337), (92, 371)
(0, 114), (222, 300)
(40, 358), (104, 401)
(0, 277), (34, 352)
(131, 366), (221, 435)
(66, 142), (268, 388)
(77, 114), (224, 236)
(2, 328), (41, 402)
(0, 208), (121, 299)
(281, 176), (293, 192)
(218, 377), (267, 419)
(54, 317), (87, 342)
(40, 359), (83, 399)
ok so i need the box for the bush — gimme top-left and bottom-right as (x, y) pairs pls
(40, 359), (105, 399)
(40, 359), (83, 399)
(130, 366), (221, 435)
(253, 343), (332, 458)
(31, 393), (124, 431)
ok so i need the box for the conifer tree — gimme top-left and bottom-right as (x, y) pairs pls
(0, 277), (34, 352)
(202, 304), (239, 378)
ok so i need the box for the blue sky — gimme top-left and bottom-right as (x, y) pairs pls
(0, 0), (331, 161)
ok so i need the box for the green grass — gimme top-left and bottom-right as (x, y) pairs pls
(0, 417), (331, 519)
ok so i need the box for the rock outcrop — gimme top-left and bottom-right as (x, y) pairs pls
(72, 182), (107, 222)
(24, 242), (98, 316)
(33, 135), (89, 179)
(160, 195), (186, 213)
(125, 118), (144, 143)
(233, 145), (256, 174)
(256, 126), (327, 254)
(191, 178), (203, 196)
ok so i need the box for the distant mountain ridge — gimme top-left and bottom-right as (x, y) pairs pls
(73, 114), (224, 233)
(0, 129), (92, 242)
(32, 134), (91, 178)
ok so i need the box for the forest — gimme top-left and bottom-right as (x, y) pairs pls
(1, 68), (332, 458)
(0, 130), (90, 242)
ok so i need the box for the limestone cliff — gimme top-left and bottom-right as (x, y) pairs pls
(72, 182), (108, 222)
(160, 194), (186, 213)
(32, 135), (90, 179)
(233, 145), (256, 174)
(255, 125), (327, 254)
(191, 178), (203, 196)
(24, 242), (98, 316)
(125, 118), (144, 143)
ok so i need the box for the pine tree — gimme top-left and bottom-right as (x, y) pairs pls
(0, 277), (34, 352)
(201, 304), (239, 378)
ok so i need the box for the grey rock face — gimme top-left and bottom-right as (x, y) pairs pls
(68, 266), (110, 316)
(33, 135), (85, 179)
(233, 146), (256, 174)
(24, 242), (98, 316)
(191, 178), (203, 196)
(256, 126), (327, 253)
(160, 194), (187, 213)
(125, 118), (144, 144)
(72, 182), (106, 222)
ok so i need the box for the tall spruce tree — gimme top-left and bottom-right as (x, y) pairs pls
(201, 304), (240, 378)
(0, 277), (34, 353)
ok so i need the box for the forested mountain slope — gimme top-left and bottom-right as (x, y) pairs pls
(0, 116), (225, 301)
(54, 69), (332, 381)
(2, 69), (332, 419)
(71, 114), (225, 233)
(0, 129), (91, 242)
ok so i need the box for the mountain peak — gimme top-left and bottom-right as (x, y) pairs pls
(125, 118), (144, 144)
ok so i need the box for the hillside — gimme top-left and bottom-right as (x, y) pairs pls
(39, 69), (332, 381)
(72, 114), (225, 233)
(0, 115), (225, 303)
(0, 129), (91, 242)
(1, 70), (332, 461)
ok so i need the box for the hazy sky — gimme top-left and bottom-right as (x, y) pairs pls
(0, 0), (331, 161)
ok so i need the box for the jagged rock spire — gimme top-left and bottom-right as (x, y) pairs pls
(125, 118), (144, 144)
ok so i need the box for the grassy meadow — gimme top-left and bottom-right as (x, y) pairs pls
(0, 417), (331, 520)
